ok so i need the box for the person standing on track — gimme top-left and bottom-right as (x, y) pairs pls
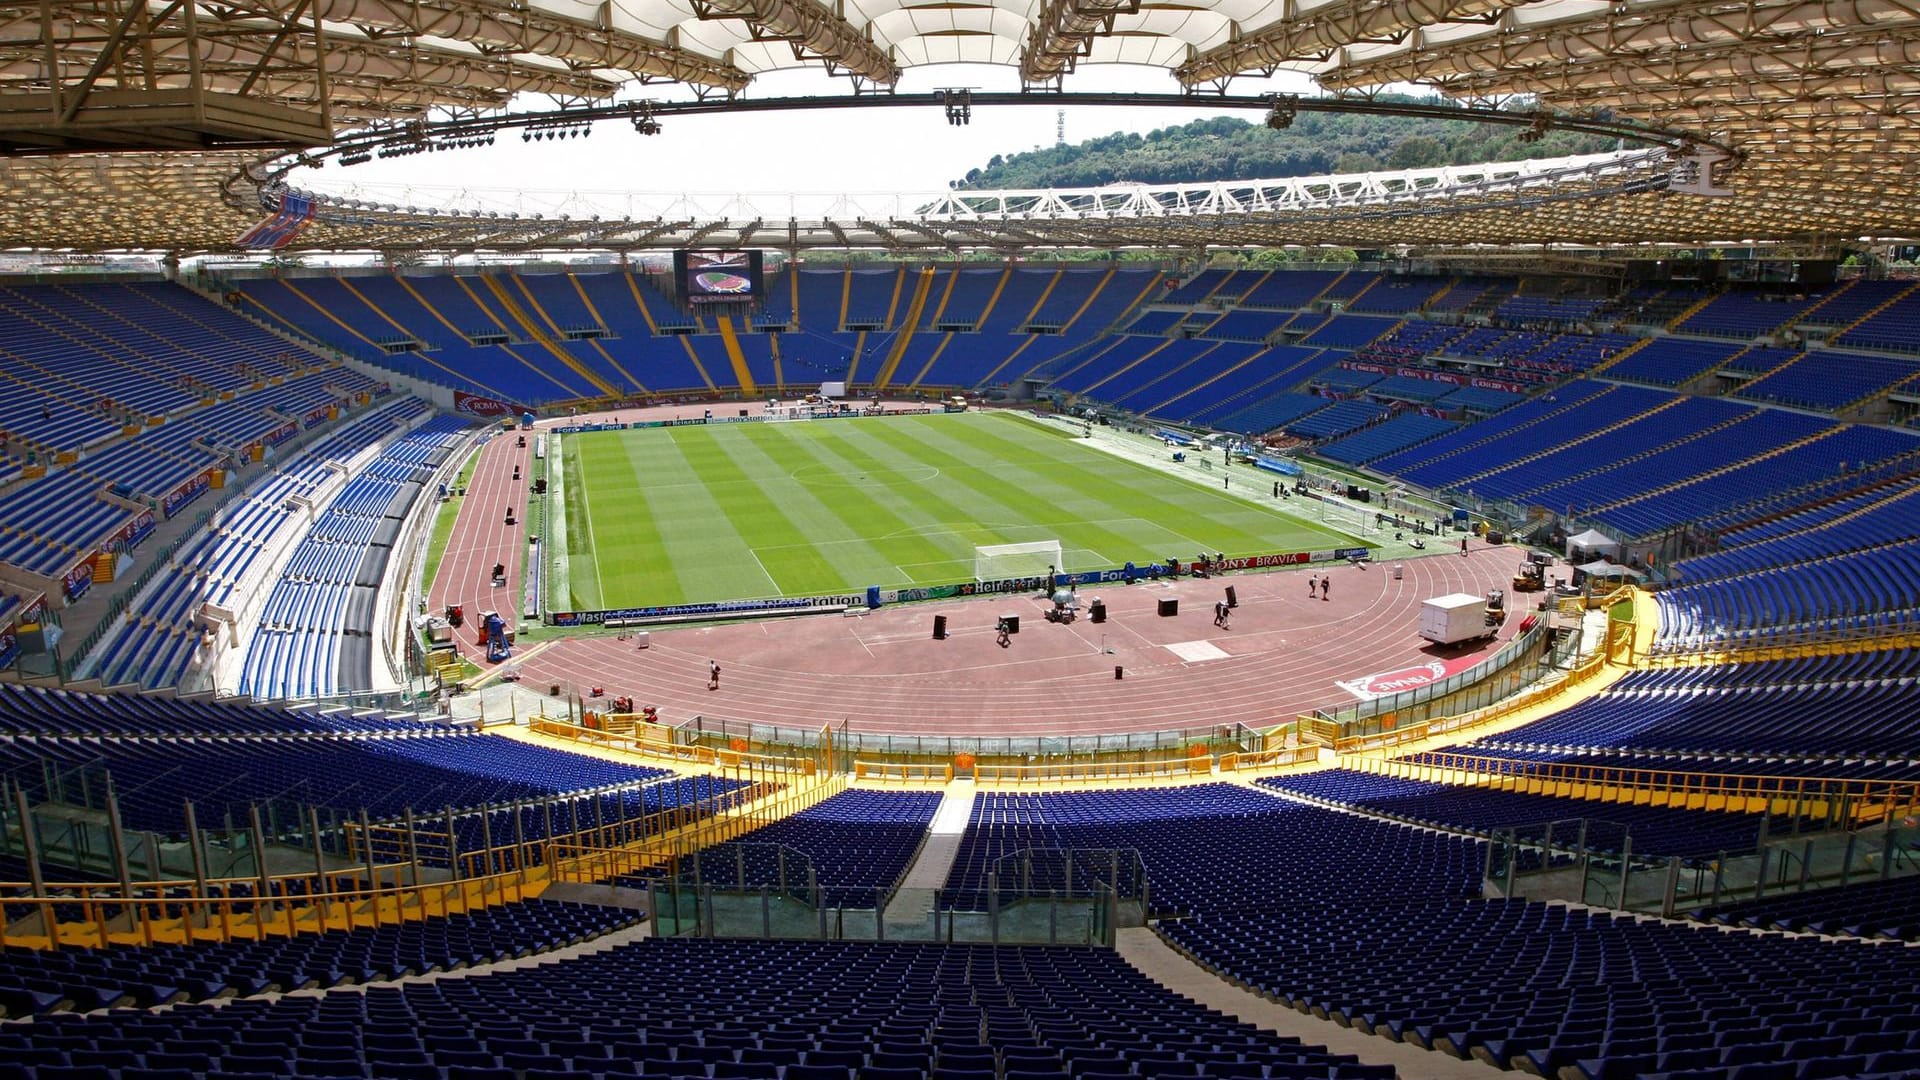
(708, 659), (721, 691)
(1308, 572), (1318, 598)
(1321, 576), (1331, 602)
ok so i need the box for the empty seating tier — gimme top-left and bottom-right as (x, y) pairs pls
(239, 415), (471, 700)
(628, 789), (940, 906)
(1468, 647), (1920, 757)
(0, 897), (640, 1017)
(0, 938), (1390, 1080)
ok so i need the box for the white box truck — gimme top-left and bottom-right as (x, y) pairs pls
(1420, 593), (1491, 646)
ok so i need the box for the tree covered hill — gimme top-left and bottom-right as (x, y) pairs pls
(954, 104), (1618, 190)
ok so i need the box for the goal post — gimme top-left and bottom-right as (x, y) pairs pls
(974, 540), (1063, 583)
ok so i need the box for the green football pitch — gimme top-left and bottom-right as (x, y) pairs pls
(547, 411), (1363, 611)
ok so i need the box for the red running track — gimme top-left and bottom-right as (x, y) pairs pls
(426, 400), (967, 662)
(511, 546), (1540, 738)
(427, 430), (533, 660)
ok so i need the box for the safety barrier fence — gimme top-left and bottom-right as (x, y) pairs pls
(0, 857), (549, 952)
(545, 774), (846, 884)
(0, 753), (840, 952)
(1356, 752), (1920, 830)
(1555, 584), (1637, 616)
(672, 714), (1265, 772)
(975, 757), (1216, 786)
(1489, 813), (1920, 919)
(1217, 746), (1322, 772)
(851, 745), (1324, 785)
(531, 714), (825, 775)
(1643, 624), (1920, 664)
(854, 761), (959, 784)
(339, 776), (785, 880)
(551, 840), (1143, 946)
(1325, 619), (1627, 755)
(1298, 612), (1565, 747)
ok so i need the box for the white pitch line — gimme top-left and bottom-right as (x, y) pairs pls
(744, 546), (783, 596)
(575, 441), (610, 612)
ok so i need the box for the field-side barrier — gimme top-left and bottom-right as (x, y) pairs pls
(1328, 623), (1625, 755)
(543, 544), (1371, 630)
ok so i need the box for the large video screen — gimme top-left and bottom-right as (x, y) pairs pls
(675, 249), (763, 305)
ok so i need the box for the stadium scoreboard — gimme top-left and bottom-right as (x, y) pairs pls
(675, 249), (764, 305)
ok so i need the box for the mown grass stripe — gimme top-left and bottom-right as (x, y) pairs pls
(561, 435), (604, 609)
(683, 426), (850, 594)
(840, 420), (1155, 569)
(630, 429), (783, 599)
(564, 412), (1364, 607)
(721, 422), (906, 588)
(920, 414), (1357, 554)
(741, 422), (967, 588)
(778, 425), (996, 578)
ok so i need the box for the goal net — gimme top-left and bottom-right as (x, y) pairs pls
(974, 540), (1063, 583)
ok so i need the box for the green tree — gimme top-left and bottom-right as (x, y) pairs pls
(953, 102), (1615, 190)
(1387, 135), (1447, 170)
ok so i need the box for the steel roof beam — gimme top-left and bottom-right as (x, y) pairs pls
(314, 0), (751, 92)
(1176, 0), (1531, 86)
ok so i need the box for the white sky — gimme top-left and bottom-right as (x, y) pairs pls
(317, 64), (1324, 207)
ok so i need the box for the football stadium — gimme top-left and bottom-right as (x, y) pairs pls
(0, 3), (1919, 1079)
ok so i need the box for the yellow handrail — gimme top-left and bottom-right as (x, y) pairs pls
(530, 714), (821, 774)
(1217, 746), (1320, 772)
(976, 756), (1214, 787)
(854, 761), (955, 784)
(1, 773), (845, 953)
(1357, 752), (1920, 827)
(1, 861), (549, 952)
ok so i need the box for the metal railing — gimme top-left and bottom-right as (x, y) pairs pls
(1489, 814), (1920, 919)
(1363, 752), (1920, 833)
(560, 842), (1145, 946)
(1307, 612), (1561, 737)
(0, 754), (841, 951)
(674, 714), (1264, 768)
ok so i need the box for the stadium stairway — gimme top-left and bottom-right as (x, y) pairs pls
(1833, 281), (1920, 339)
(335, 276), (425, 347)
(975, 269), (1067, 386)
(236, 279), (501, 397)
(1664, 291), (1720, 329)
(1726, 344), (1819, 392)
(1120, 928), (1495, 1080)
(871, 268), (937, 391)
(1139, 348), (1265, 417)
(881, 779), (977, 932)
(985, 268), (1161, 388)
(1372, 381), (1614, 474)
(712, 313), (759, 395)
(1076, 338), (1176, 397)
(1793, 278), (1869, 325)
(478, 274), (619, 399)
(1515, 407), (1759, 491)
(1580, 333), (1655, 378)
(560, 274), (653, 391)
(1419, 277), (1463, 312)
